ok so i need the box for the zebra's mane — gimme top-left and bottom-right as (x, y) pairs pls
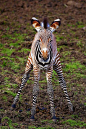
(43, 18), (48, 29)
(41, 18), (50, 29)
(43, 17), (50, 29)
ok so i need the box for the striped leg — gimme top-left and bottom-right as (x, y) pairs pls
(46, 66), (56, 119)
(11, 53), (33, 110)
(31, 65), (40, 120)
(53, 53), (73, 112)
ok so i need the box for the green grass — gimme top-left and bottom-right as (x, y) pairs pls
(41, 119), (54, 123)
(52, 70), (59, 85)
(56, 36), (64, 42)
(67, 22), (86, 29)
(2, 96), (7, 101)
(0, 43), (4, 48)
(1, 48), (15, 56)
(2, 34), (12, 39)
(0, 32), (29, 73)
(64, 61), (85, 73)
(10, 62), (20, 72)
(77, 41), (83, 48)
(70, 114), (79, 119)
(62, 51), (71, 57)
(57, 45), (68, 52)
(27, 79), (30, 84)
(84, 103), (86, 106)
(19, 94), (23, 102)
(1, 117), (13, 128)
(62, 119), (86, 128)
(39, 80), (47, 83)
(18, 48), (31, 53)
(77, 24), (85, 28)
(3, 90), (17, 97)
(2, 33), (27, 49)
(1, 117), (54, 129)
(0, 56), (21, 72)
(28, 126), (54, 129)
(62, 60), (86, 80)
(76, 21), (85, 29)
(12, 84), (18, 88)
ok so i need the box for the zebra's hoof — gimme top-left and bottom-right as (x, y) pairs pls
(10, 104), (16, 110)
(30, 116), (35, 121)
(68, 104), (73, 112)
(52, 116), (58, 122)
(12, 104), (16, 108)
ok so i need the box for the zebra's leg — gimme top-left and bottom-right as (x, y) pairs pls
(11, 53), (33, 110)
(30, 65), (40, 120)
(53, 53), (73, 112)
(46, 66), (56, 120)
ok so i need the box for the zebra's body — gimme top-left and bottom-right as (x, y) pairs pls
(11, 17), (73, 120)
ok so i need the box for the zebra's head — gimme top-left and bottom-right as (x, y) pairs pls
(31, 17), (61, 67)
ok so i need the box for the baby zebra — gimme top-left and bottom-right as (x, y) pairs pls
(11, 17), (73, 121)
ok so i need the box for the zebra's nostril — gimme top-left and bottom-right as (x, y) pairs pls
(43, 56), (49, 62)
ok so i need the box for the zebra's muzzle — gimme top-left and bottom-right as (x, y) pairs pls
(43, 55), (49, 62)
(42, 49), (48, 61)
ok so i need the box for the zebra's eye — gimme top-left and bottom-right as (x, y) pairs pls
(48, 37), (52, 42)
(39, 37), (42, 42)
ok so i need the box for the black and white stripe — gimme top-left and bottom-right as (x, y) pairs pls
(35, 41), (53, 69)
(54, 53), (73, 111)
(11, 73), (29, 108)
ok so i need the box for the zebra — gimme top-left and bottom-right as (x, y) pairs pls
(11, 17), (73, 121)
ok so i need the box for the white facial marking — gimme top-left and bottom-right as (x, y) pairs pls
(42, 48), (48, 52)
(32, 17), (38, 21)
(54, 19), (60, 22)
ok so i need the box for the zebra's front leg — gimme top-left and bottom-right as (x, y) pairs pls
(11, 53), (33, 110)
(30, 65), (40, 120)
(46, 66), (56, 120)
(11, 73), (29, 110)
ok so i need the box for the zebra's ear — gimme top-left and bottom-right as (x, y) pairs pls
(50, 19), (61, 32)
(31, 17), (41, 32)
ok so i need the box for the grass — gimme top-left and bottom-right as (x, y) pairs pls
(62, 60), (86, 82)
(28, 126), (54, 129)
(2, 96), (7, 101)
(0, 32), (28, 74)
(77, 41), (83, 48)
(62, 51), (71, 57)
(84, 103), (86, 106)
(1, 117), (54, 129)
(0, 56), (21, 72)
(71, 114), (79, 119)
(18, 48), (31, 53)
(67, 22), (86, 29)
(62, 119), (86, 128)
(1, 117), (13, 128)
(63, 61), (85, 73)
(3, 90), (17, 97)
(56, 35), (64, 42)
(0, 43), (4, 48)
(1, 48), (15, 56)
(57, 45), (68, 52)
